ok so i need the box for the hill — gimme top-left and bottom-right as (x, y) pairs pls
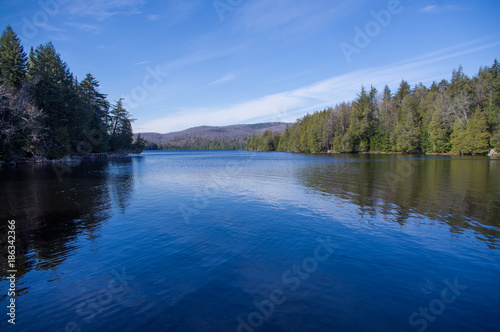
(137, 122), (290, 150)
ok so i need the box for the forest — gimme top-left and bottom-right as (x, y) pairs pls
(145, 137), (246, 150)
(246, 60), (500, 155)
(0, 25), (144, 162)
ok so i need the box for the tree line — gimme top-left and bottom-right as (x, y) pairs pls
(246, 61), (500, 155)
(146, 137), (246, 151)
(0, 25), (145, 162)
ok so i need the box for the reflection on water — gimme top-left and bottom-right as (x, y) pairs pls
(0, 159), (134, 280)
(297, 154), (500, 248)
(0, 151), (499, 331)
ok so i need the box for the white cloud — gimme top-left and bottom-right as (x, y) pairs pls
(235, 0), (349, 35)
(144, 0), (202, 27)
(64, 22), (101, 34)
(419, 5), (438, 13)
(238, 0), (309, 31)
(160, 44), (246, 72)
(210, 73), (236, 85)
(40, 24), (66, 32)
(67, 0), (145, 20)
(418, 5), (466, 14)
(147, 14), (161, 21)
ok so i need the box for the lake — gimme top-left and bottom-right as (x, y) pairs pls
(1, 150), (499, 331)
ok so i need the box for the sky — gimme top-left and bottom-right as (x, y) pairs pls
(1, 0), (499, 134)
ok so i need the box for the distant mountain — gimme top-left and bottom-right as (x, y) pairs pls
(137, 122), (291, 146)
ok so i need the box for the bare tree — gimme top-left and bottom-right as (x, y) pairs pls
(0, 81), (45, 159)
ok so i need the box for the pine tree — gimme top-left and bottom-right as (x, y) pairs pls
(0, 25), (27, 90)
(428, 111), (451, 153)
(28, 42), (77, 157)
(376, 85), (395, 151)
(109, 99), (136, 152)
(467, 109), (491, 154)
(348, 86), (375, 152)
(395, 80), (411, 105)
(396, 94), (421, 153)
(79, 74), (110, 152)
(450, 110), (490, 155)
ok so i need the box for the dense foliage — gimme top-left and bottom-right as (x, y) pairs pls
(146, 137), (246, 150)
(247, 61), (500, 155)
(0, 26), (144, 161)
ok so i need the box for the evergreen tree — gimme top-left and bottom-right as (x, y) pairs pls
(374, 85), (394, 151)
(394, 80), (411, 105)
(28, 42), (77, 157)
(249, 62), (497, 156)
(348, 86), (375, 152)
(450, 109), (490, 155)
(109, 99), (137, 152)
(466, 109), (491, 154)
(0, 25), (27, 90)
(395, 94), (421, 153)
(427, 111), (451, 153)
(79, 74), (110, 152)
(0, 25), (143, 159)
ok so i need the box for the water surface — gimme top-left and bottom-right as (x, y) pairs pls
(0, 151), (499, 331)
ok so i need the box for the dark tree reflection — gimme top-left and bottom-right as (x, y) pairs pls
(297, 155), (500, 249)
(0, 159), (135, 281)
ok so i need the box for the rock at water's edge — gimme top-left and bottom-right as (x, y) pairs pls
(488, 149), (500, 157)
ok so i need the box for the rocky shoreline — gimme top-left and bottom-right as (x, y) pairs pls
(0, 152), (134, 168)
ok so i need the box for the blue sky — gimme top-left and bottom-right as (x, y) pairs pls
(1, 0), (499, 133)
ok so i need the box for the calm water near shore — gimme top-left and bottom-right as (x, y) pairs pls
(0, 151), (499, 331)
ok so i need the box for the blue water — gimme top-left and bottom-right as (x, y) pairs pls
(0, 151), (499, 331)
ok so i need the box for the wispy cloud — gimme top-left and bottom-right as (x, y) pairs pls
(161, 44), (246, 72)
(238, 0), (309, 31)
(40, 24), (66, 33)
(136, 39), (500, 133)
(147, 14), (161, 21)
(64, 22), (101, 34)
(134, 60), (152, 65)
(153, 0), (202, 27)
(51, 33), (72, 41)
(210, 73), (236, 85)
(67, 0), (145, 20)
(236, 0), (348, 33)
(418, 5), (466, 14)
(419, 5), (438, 13)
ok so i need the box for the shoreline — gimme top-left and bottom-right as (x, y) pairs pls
(3, 149), (498, 168)
(327, 149), (500, 157)
(0, 152), (135, 168)
(246, 149), (500, 157)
